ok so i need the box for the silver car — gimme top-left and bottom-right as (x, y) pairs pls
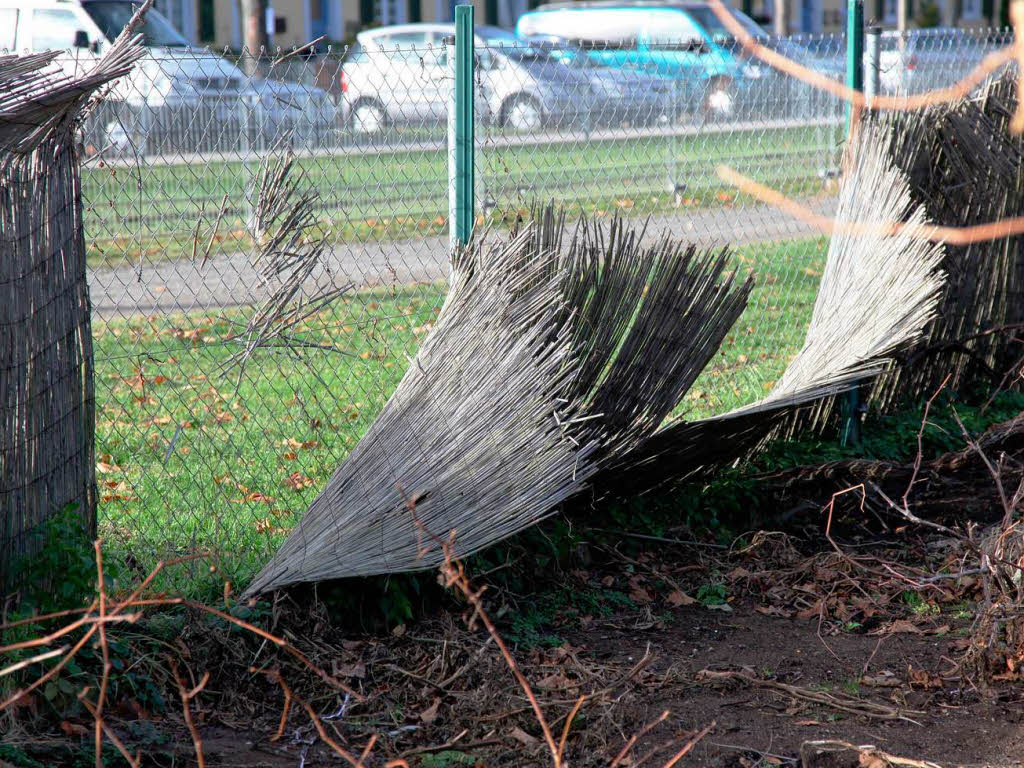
(874, 29), (997, 96)
(342, 23), (595, 133)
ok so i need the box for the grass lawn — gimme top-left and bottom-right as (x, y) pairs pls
(82, 123), (841, 268)
(92, 236), (825, 593)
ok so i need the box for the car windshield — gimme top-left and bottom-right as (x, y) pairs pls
(683, 6), (767, 43)
(478, 25), (556, 62)
(83, 1), (189, 47)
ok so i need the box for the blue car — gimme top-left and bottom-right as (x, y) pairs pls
(516, 1), (772, 118)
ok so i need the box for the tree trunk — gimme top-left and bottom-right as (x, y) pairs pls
(773, 0), (790, 35)
(240, 0), (268, 76)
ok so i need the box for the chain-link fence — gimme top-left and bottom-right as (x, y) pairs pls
(67, 27), (1010, 591)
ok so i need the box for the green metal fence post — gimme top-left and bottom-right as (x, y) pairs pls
(842, 0), (865, 446)
(448, 4), (475, 250)
(846, 0), (864, 132)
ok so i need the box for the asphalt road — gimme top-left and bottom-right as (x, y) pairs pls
(88, 199), (836, 318)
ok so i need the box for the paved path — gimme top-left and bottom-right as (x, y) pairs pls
(88, 199), (836, 318)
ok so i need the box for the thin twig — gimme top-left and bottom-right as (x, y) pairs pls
(169, 657), (207, 768)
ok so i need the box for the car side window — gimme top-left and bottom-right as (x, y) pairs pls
(384, 31), (430, 59)
(30, 8), (86, 51)
(0, 8), (17, 51)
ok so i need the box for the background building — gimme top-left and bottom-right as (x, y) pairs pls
(741, 0), (1002, 33)
(161, 0), (1007, 50)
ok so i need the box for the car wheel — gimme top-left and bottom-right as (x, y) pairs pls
(351, 100), (386, 134)
(702, 78), (735, 121)
(502, 95), (543, 133)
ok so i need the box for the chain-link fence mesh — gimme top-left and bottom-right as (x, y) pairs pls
(61, 26), (1010, 592)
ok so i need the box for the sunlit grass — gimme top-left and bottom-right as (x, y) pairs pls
(83, 123), (840, 268)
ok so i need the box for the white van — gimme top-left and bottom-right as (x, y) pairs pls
(0, 0), (247, 109)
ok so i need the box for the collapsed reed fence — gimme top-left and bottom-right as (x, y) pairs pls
(3, 20), (1024, 595)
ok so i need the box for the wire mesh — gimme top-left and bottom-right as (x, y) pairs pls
(60, 26), (1012, 591)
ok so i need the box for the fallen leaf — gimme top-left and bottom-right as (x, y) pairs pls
(535, 672), (573, 690)
(859, 751), (889, 768)
(509, 726), (539, 747)
(419, 698), (441, 724)
(629, 586), (653, 604)
(283, 472), (315, 491)
(870, 620), (922, 635)
(860, 672), (901, 688)
(667, 590), (696, 607)
(755, 605), (793, 618)
(907, 666), (943, 689)
(333, 661), (366, 679)
(60, 720), (89, 737)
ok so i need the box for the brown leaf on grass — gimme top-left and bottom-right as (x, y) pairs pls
(232, 491), (274, 504)
(283, 472), (315, 491)
(667, 590), (697, 607)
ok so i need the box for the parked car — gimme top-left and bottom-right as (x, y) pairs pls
(873, 28), (996, 95)
(510, 33), (673, 126)
(0, 0), (334, 153)
(342, 23), (596, 133)
(515, 1), (770, 118)
(517, 1), (851, 119)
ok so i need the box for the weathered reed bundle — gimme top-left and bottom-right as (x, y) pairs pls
(246, 220), (751, 591)
(246, 125), (945, 594)
(597, 125), (946, 495)
(799, 72), (1024, 431)
(876, 73), (1024, 408)
(0, 23), (145, 588)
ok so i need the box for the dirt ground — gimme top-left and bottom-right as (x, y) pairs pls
(175, 595), (1024, 768)
(8, 484), (1024, 768)
(79, 527), (1023, 768)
